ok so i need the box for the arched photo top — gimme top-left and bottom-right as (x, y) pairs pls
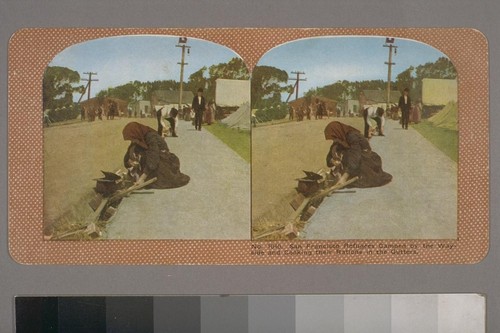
(252, 35), (457, 109)
(46, 35), (250, 108)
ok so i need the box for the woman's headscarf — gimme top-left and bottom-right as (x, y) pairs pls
(324, 121), (360, 148)
(122, 122), (156, 149)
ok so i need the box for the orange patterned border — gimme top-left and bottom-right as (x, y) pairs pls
(8, 28), (488, 264)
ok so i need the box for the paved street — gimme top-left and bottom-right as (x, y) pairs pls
(107, 121), (250, 239)
(304, 119), (457, 239)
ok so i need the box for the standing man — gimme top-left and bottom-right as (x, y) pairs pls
(399, 88), (411, 130)
(192, 88), (206, 131)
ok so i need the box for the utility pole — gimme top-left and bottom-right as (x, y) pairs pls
(383, 38), (397, 109)
(82, 72), (98, 101)
(286, 71), (306, 102)
(176, 37), (190, 111)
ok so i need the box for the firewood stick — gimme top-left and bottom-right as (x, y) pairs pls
(108, 177), (157, 203)
(253, 226), (286, 240)
(85, 177), (158, 224)
(287, 176), (358, 223)
(310, 176), (358, 201)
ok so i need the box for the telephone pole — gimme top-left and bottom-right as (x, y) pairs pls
(383, 38), (397, 109)
(176, 37), (190, 111)
(81, 72), (98, 101)
(286, 71), (306, 102)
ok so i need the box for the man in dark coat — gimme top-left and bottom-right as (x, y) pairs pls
(398, 87), (411, 130)
(192, 88), (206, 131)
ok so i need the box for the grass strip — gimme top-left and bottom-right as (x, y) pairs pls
(203, 123), (251, 163)
(412, 120), (458, 163)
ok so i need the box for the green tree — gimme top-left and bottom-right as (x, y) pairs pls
(186, 66), (208, 95)
(205, 57), (250, 102)
(396, 66), (415, 94)
(316, 80), (349, 101)
(396, 57), (457, 100)
(251, 65), (291, 108)
(43, 66), (83, 110)
(96, 82), (139, 102)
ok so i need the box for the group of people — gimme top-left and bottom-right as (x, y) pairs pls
(326, 87), (423, 188)
(289, 99), (330, 121)
(119, 88), (415, 191)
(155, 88), (220, 138)
(81, 100), (119, 122)
(360, 87), (422, 138)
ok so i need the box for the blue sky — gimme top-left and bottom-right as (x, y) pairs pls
(50, 35), (450, 101)
(49, 35), (244, 99)
(257, 36), (450, 98)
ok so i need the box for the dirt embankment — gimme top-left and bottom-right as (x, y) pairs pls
(43, 117), (156, 234)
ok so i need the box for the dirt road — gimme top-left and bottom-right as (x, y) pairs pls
(252, 118), (457, 240)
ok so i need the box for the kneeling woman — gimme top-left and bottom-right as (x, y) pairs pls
(122, 122), (190, 189)
(324, 121), (392, 188)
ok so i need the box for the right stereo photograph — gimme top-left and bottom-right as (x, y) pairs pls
(252, 36), (459, 241)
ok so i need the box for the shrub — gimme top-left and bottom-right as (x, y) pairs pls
(47, 105), (80, 122)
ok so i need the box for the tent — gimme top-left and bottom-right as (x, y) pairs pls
(428, 101), (457, 131)
(221, 102), (251, 130)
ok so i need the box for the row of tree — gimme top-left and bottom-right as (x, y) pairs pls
(42, 57), (251, 118)
(303, 57), (457, 103)
(95, 57), (250, 104)
(43, 56), (457, 123)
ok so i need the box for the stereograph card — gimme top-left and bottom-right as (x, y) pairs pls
(7, 27), (489, 264)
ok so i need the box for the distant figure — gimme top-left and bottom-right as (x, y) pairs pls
(306, 104), (311, 120)
(88, 107), (96, 122)
(205, 101), (215, 125)
(192, 88), (206, 131)
(315, 99), (323, 119)
(122, 122), (189, 188)
(288, 105), (295, 120)
(108, 101), (116, 120)
(97, 106), (103, 120)
(324, 121), (392, 188)
(398, 88), (411, 130)
(410, 99), (422, 124)
(43, 110), (52, 127)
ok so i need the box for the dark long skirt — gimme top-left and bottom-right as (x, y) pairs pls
(148, 150), (190, 189)
(348, 150), (392, 188)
